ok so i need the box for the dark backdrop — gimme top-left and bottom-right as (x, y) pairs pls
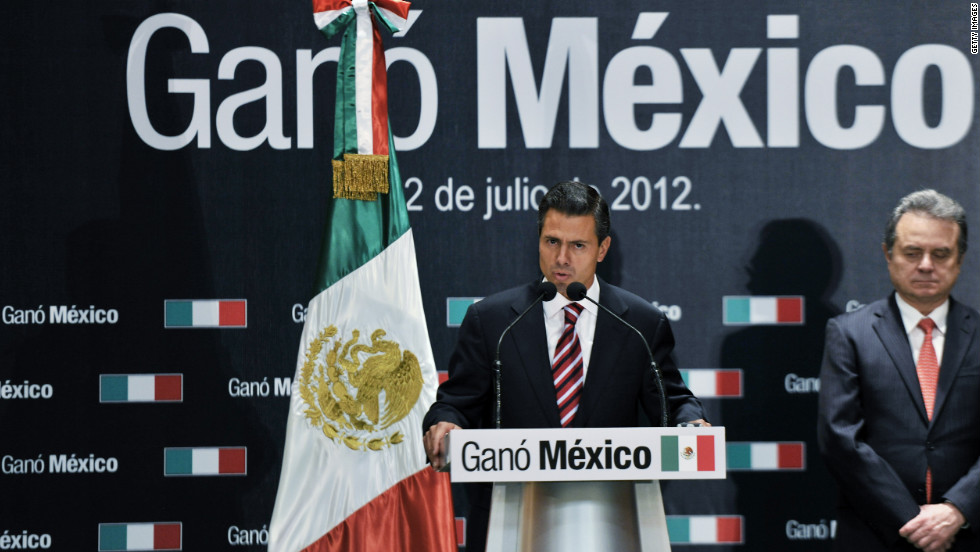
(1, 1), (978, 550)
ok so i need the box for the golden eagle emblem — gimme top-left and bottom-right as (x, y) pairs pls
(681, 446), (696, 461)
(299, 325), (423, 451)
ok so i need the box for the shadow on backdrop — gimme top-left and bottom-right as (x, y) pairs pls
(663, 218), (844, 552)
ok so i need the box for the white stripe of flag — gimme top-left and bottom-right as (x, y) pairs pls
(375, 6), (408, 29)
(353, 3), (375, 155)
(192, 448), (221, 475)
(192, 300), (220, 327)
(677, 434), (700, 472)
(750, 443), (780, 470)
(127, 524), (155, 550)
(127, 375), (156, 402)
(689, 516), (721, 543)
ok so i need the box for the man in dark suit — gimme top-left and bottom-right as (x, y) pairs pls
(818, 189), (979, 552)
(423, 180), (707, 551)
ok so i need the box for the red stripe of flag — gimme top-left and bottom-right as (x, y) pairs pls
(455, 518), (466, 547)
(776, 297), (803, 323)
(716, 517), (742, 543)
(302, 469), (456, 552)
(153, 523), (181, 550)
(778, 443), (804, 469)
(697, 435), (715, 471)
(155, 375), (182, 401)
(371, 25), (389, 155)
(312, 0), (349, 13)
(438, 371), (449, 385)
(715, 370), (741, 396)
(219, 448), (247, 474)
(374, 0), (411, 20)
(219, 301), (246, 326)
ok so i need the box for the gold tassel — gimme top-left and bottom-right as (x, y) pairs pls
(332, 153), (389, 200)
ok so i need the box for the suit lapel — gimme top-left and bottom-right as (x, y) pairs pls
(873, 296), (928, 423)
(507, 284), (561, 427)
(932, 298), (977, 422)
(575, 284), (630, 427)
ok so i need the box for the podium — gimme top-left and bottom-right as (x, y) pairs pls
(446, 426), (725, 552)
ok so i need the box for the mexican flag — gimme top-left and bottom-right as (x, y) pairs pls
(661, 434), (717, 472)
(268, 1), (455, 550)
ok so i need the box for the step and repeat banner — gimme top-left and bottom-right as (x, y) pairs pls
(1, 1), (978, 550)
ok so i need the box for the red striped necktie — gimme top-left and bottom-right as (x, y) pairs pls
(553, 303), (585, 427)
(917, 317), (939, 502)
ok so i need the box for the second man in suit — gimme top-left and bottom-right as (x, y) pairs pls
(818, 189), (978, 552)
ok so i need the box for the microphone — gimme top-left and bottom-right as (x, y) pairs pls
(493, 281), (558, 429)
(566, 281), (670, 427)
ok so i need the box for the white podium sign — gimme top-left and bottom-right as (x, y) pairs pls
(448, 426), (725, 483)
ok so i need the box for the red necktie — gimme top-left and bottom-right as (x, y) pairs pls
(917, 317), (939, 502)
(553, 303), (585, 427)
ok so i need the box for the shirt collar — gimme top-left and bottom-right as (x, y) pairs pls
(543, 278), (601, 319)
(894, 292), (949, 336)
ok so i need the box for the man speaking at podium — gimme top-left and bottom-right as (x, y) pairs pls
(423, 180), (708, 551)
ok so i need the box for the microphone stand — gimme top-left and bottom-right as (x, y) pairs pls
(494, 281), (557, 429)
(567, 282), (669, 427)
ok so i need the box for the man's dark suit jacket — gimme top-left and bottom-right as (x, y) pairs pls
(423, 278), (706, 551)
(818, 294), (979, 551)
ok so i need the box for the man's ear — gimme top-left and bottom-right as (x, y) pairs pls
(597, 236), (611, 262)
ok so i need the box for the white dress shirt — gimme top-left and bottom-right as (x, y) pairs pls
(894, 292), (949, 366)
(543, 278), (601, 377)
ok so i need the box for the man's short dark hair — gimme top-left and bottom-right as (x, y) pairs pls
(884, 189), (968, 258)
(537, 181), (611, 243)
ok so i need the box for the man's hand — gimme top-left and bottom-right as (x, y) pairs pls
(423, 421), (461, 470)
(899, 503), (965, 552)
(683, 419), (711, 427)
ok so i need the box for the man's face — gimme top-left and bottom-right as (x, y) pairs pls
(884, 212), (962, 314)
(538, 210), (611, 299)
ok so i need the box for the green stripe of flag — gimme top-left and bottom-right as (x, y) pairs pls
(661, 435), (679, 471)
(333, 15), (359, 159)
(313, 127), (410, 295)
(100, 375), (129, 402)
(724, 297), (751, 324)
(447, 298), (482, 327)
(98, 524), (127, 550)
(666, 517), (690, 543)
(165, 301), (193, 327)
(165, 449), (192, 475)
(728, 443), (752, 469)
